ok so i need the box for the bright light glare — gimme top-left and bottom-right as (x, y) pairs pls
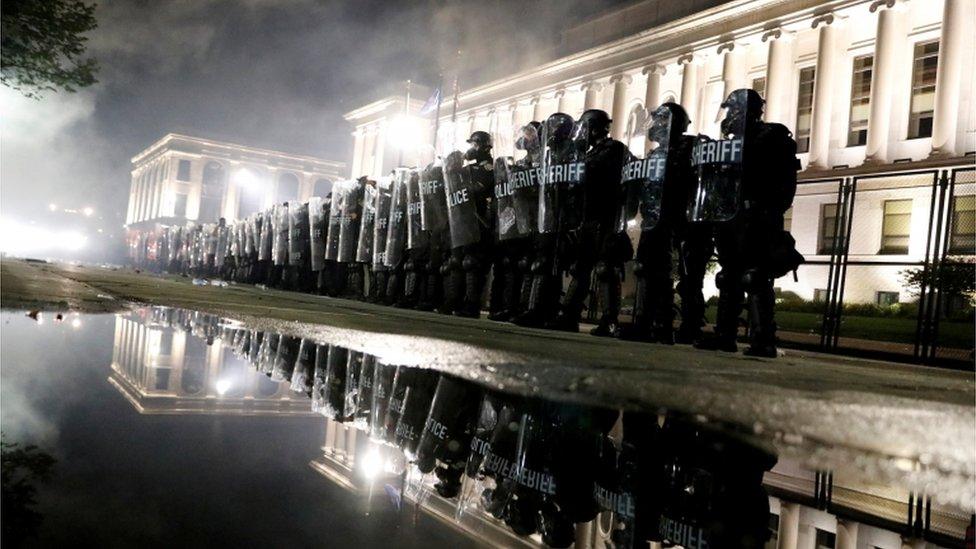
(82, 207), (94, 216)
(388, 114), (423, 152)
(627, 219), (638, 227)
(232, 168), (261, 190)
(48, 203), (58, 211)
(0, 219), (87, 255)
(71, 318), (82, 329)
(362, 448), (383, 479)
(215, 378), (233, 395)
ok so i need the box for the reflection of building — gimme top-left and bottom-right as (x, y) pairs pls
(346, 0), (975, 308)
(109, 310), (313, 416)
(124, 133), (344, 263)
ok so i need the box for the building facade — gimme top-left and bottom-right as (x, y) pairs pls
(124, 133), (344, 263)
(345, 0), (975, 364)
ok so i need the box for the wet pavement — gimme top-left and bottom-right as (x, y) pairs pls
(0, 305), (972, 547)
(1, 259), (974, 547)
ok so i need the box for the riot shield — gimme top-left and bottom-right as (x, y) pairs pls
(372, 177), (393, 270)
(538, 113), (586, 234)
(215, 224), (228, 268)
(258, 210), (272, 262)
(243, 218), (254, 257)
(355, 183), (377, 263)
(494, 156), (536, 241)
(308, 196), (325, 271)
(338, 180), (364, 263)
(419, 161), (448, 233)
(687, 95), (747, 223)
(405, 170), (427, 250)
(384, 169), (409, 267)
(288, 201), (309, 267)
(325, 181), (348, 261)
(620, 105), (672, 232)
(442, 151), (486, 249)
(272, 204), (289, 265)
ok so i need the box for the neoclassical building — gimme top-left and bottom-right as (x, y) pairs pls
(124, 133), (344, 261)
(344, 0), (975, 310)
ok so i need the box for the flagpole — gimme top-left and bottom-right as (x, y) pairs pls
(431, 73), (443, 159)
(398, 79), (410, 167)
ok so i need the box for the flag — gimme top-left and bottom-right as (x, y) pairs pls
(419, 88), (441, 116)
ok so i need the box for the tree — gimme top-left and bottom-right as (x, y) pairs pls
(901, 257), (976, 311)
(1, 0), (99, 98)
(1, 435), (57, 545)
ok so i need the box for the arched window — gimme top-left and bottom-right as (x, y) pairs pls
(313, 178), (332, 198)
(276, 172), (300, 203)
(236, 167), (265, 218)
(625, 103), (647, 155)
(199, 161), (226, 222)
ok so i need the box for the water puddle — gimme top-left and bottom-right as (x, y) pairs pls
(1, 306), (972, 547)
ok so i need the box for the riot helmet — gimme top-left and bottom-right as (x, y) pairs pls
(648, 102), (690, 145)
(718, 88), (764, 137)
(514, 122), (541, 152)
(544, 113), (575, 147)
(464, 130), (493, 162)
(575, 109), (612, 148)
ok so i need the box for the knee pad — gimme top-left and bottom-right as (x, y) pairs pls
(404, 260), (415, 271)
(518, 258), (530, 272)
(530, 259), (546, 274)
(632, 260), (645, 277)
(439, 263), (451, 275)
(462, 256), (478, 272)
(448, 256), (461, 269)
(741, 269), (768, 291)
(715, 271), (728, 290)
(500, 256), (511, 267)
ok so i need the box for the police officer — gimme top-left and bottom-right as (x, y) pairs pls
(549, 109), (630, 334)
(693, 89), (801, 357)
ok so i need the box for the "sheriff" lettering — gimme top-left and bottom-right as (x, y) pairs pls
(544, 162), (585, 185)
(593, 484), (635, 518)
(691, 138), (743, 166)
(658, 516), (709, 549)
(621, 157), (666, 183)
(481, 451), (557, 495)
(420, 179), (442, 195)
(407, 201), (422, 215)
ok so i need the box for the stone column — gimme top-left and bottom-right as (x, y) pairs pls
(553, 89), (567, 114)
(930, 0), (969, 156)
(609, 74), (632, 141)
(374, 121), (389, 175)
(345, 427), (357, 464)
(582, 81), (603, 111)
(836, 520), (859, 549)
(864, 0), (908, 164)
(719, 42), (749, 99)
(350, 128), (365, 179)
(763, 29), (795, 125)
(642, 64), (665, 110)
(678, 54), (701, 133)
(777, 502), (800, 549)
(809, 14), (841, 169)
(531, 95), (542, 122)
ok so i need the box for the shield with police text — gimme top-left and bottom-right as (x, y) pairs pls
(272, 204), (289, 265)
(356, 184), (377, 263)
(288, 201), (309, 267)
(620, 106), (672, 232)
(325, 182), (348, 261)
(308, 196), (326, 271)
(384, 169), (409, 267)
(405, 169), (427, 250)
(443, 151), (484, 248)
(538, 114), (586, 233)
(493, 157), (519, 241)
(258, 210), (272, 261)
(372, 177), (393, 270)
(338, 181), (363, 263)
(506, 157), (541, 239)
(419, 162), (448, 233)
(687, 102), (747, 223)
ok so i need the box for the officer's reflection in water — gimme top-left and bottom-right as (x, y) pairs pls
(176, 309), (775, 549)
(146, 88), (801, 359)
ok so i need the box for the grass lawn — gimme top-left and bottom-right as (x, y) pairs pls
(703, 306), (974, 349)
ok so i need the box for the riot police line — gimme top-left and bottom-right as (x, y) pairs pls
(142, 89), (802, 358)
(155, 305), (779, 549)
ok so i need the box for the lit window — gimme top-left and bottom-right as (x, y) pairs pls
(813, 288), (830, 302)
(880, 199), (912, 254)
(783, 206), (793, 233)
(848, 55), (873, 147)
(174, 193), (188, 218)
(908, 41), (939, 139)
(795, 67), (816, 153)
(177, 159), (192, 182)
(752, 76), (766, 99)
(876, 291), (900, 307)
(818, 203), (840, 255)
(949, 195), (975, 254)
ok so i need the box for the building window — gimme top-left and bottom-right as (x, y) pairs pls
(626, 103), (648, 154)
(276, 172), (300, 203)
(815, 529), (836, 548)
(752, 76), (766, 99)
(949, 195), (975, 254)
(796, 67), (815, 153)
(818, 203), (840, 255)
(848, 54), (873, 147)
(908, 40), (939, 139)
(876, 291), (900, 307)
(174, 192), (188, 218)
(154, 369), (171, 391)
(783, 206), (793, 233)
(880, 199), (911, 254)
(313, 178), (333, 198)
(814, 288), (830, 302)
(176, 159), (192, 182)
(199, 161), (226, 223)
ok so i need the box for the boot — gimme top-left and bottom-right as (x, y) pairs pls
(548, 271), (589, 333)
(589, 274), (621, 338)
(457, 268), (484, 318)
(487, 259), (508, 320)
(512, 274), (548, 328)
(744, 279), (777, 358)
(618, 276), (654, 342)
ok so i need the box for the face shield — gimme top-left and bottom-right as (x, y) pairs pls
(514, 124), (539, 153)
(645, 106), (673, 150)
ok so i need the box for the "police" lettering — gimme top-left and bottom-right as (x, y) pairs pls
(424, 416), (449, 440)
(447, 188), (469, 207)
(691, 138), (743, 166)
